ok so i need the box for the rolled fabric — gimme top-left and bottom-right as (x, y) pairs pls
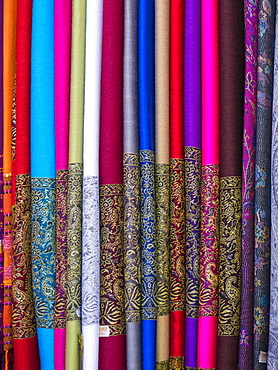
(3, 1), (16, 365)
(169, 1), (185, 369)
(268, 3), (278, 368)
(54, 1), (71, 369)
(197, 0), (219, 369)
(12, 1), (40, 369)
(138, 1), (156, 369)
(81, 1), (102, 369)
(238, 2), (258, 369)
(123, 1), (141, 370)
(0, 0), (4, 363)
(217, 0), (245, 369)
(253, 1), (275, 369)
(155, 0), (170, 368)
(99, 1), (126, 369)
(184, 0), (201, 368)
(31, 1), (56, 369)
(65, 1), (85, 369)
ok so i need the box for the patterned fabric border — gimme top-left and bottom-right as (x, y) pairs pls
(140, 149), (157, 321)
(31, 177), (56, 328)
(170, 158), (185, 312)
(199, 165), (219, 317)
(156, 359), (169, 370)
(155, 163), (170, 317)
(12, 174), (36, 338)
(169, 356), (184, 370)
(185, 147), (201, 319)
(218, 176), (242, 336)
(55, 169), (68, 328)
(82, 175), (100, 326)
(66, 163), (83, 321)
(100, 184), (125, 336)
(123, 153), (141, 323)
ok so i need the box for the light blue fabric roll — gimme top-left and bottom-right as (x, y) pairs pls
(31, 0), (55, 179)
(31, 1), (55, 368)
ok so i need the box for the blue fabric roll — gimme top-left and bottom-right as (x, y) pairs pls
(31, 0), (55, 179)
(31, 1), (55, 368)
(138, 0), (155, 152)
(37, 328), (55, 370)
(138, 1), (156, 369)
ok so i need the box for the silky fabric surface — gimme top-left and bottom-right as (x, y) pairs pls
(253, 1), (275, 368)
(31, 1), (55, 369)
(138, 1), (156, 369)
(82, 1), (102, 369)
(155, 0), (170, 367)
(217, 0), (244, 369)
(13, 1), (40, 369)
(66, 1), (85, 369)
(3, 2), (16, 364)
(99, 1), (126, 369)
(268, 3), (278, 367)
(184, 0), (201, 367)
(54, 1), (71, 369)
(123, 1), (141, 369)
(197, 0), (219, 368)
(238, 2), (258, 368)
(169, 1), (185, 369)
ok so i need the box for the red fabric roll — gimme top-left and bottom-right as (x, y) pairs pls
(13, 337), (40, 370)
(99, 0), (124, 186)
(99, 1), (126, 368)
(169, 0), (185, 365)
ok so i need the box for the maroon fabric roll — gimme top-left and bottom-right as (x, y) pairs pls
(99, 1), (126, 369)
(217, 0), (245, 369)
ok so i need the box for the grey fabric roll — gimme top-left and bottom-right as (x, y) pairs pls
(123, 0), (139, 154)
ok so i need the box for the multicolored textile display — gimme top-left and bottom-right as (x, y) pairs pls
(0, 2), (277, 370)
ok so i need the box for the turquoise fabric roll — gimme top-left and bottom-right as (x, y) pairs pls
(31, 1), (55, 369)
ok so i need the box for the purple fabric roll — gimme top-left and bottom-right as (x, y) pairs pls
(184, 0), (201, 149)
(0, 0), (3, 358)
(184, 1), (201, 369)
(185, 317), (198, 367)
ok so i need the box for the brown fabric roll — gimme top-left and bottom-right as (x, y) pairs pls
(217, 0), (245, 369)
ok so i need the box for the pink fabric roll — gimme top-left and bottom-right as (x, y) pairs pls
(197, 0), (219, 368)
(55, 0), (71, 171)
(54, 329), (66, 370)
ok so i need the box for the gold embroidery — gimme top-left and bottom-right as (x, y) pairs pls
(199, 165), (219, 317)
(123, 153), (141, 323)
(157, 360), (169, 370)
(12, 174), (36, 339)
(170, 158), (185, 312)
(67, 163), (83, 321)
(100, 184), (125, 336)
(185, 147), (201, 319)
(169, 356), (184, 370)
(218, 176), (241, 336)
(156, 164), (170, 316)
